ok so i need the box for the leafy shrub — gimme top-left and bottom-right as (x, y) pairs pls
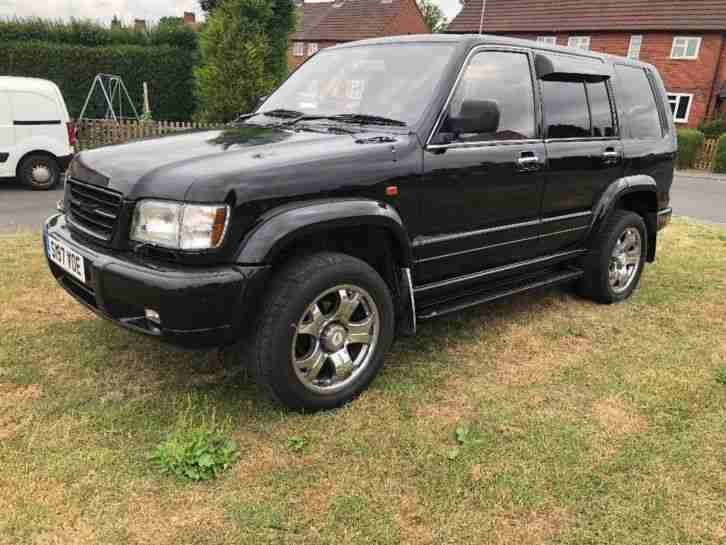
(0, 41), (197, 120)
(698, 116), (726, 138)
(0, 17), (197, 50)
(151, 397), (238, 481)
(712, 134), (726, 174)
(676, 129), (705, 169)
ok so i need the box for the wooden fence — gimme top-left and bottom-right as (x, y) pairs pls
(694, 137), (720, 171)
(75, 119), (224, 151)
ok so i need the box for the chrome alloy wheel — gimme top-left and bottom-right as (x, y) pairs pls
(609, 227), (642, 293)
(31, 164), (52, 184)
(291, 284), (380, 394)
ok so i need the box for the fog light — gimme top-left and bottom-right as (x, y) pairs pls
(145, 308), (161, 324)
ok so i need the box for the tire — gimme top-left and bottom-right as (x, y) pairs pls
(18, 153), (61, 190)
(254, 252), (395, 411)
(578, 210), (647, 304)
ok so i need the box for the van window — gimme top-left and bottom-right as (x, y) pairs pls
(542, 81), (590, 139)
(613, 65), (661, 139)
(443, 51), (536, 142)
(10, 92), (59, 123)
(587, 81), (615, 137)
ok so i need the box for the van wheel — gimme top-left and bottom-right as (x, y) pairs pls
(18, 154), (60, 190)
(254, 252), (395, 411)
(578, 210), (647, 303)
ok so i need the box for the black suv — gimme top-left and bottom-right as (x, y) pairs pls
(44, 35), (675, 410)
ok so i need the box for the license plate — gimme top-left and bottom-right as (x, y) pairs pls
(47, 237), (86, 284)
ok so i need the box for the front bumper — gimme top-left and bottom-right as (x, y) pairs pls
(44, 214), (269, 348)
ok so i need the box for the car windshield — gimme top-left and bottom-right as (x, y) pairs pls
(256, 43), (457, 127)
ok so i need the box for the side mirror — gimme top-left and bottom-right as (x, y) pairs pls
(449, 99), (500, 135)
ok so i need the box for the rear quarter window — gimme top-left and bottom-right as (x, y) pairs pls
(613, 65), (662, 139)
(10, 92), (59, 122)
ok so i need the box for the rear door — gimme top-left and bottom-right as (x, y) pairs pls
(10, 91), (65, 153)
(416, 47), (545, 285)
(0, 91), (14, 177)
(539, 67), (623, 254)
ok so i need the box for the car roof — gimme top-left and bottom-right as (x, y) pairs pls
(330, 33), (656, 71)
(0, 76), (61, 94)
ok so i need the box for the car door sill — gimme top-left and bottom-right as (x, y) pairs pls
(413, 249), (587, 294)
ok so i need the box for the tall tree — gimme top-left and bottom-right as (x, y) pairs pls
(417, 0), (447, 32)
(194, 0), (274, 121)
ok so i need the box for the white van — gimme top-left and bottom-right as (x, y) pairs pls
(0, 76), (75, 190)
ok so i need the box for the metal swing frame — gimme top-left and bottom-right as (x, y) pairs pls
(78, 73), (140, 122)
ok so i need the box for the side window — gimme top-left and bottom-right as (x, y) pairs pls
(587, 81), (616, 137)
(441, 51), (536, 142)
(541, 81), (590, 138)
(613, 65), (662, 139)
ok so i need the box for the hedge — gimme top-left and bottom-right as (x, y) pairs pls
(713, 134), (726, 174)
(0, 18), (198, 50)
(698, 117), (726, 139)
(676, 128), (705, 170)
(0, 41), (197, 121)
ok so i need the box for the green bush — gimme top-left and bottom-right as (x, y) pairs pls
(676, 128), (705, 169)
(151, 427), (238, 481)
(698, 116), (726, 138)
(0, 17), (197, 50)
(0, 41), (197, 120)
(712, 134), (726, 174)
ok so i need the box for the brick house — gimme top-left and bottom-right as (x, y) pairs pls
(288, 0), (430, 71)
(447, 0), (726, 128)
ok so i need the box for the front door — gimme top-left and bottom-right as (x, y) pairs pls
(415, 48), (545, 286)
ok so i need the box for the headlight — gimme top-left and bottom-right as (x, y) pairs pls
(130, 200), (229, 250)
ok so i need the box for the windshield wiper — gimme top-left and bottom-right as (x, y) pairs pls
(233, 109), (305, 123)
(327, 113), (407, 127)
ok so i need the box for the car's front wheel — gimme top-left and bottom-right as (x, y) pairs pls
(254, 252), (395, 410)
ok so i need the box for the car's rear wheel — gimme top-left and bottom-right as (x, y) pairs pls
(253, 252), (395, 410)
(579, 209), (647, 303)
(18, 153), (61, 190)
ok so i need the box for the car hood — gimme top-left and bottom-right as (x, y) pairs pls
(70, 125), (414, 202)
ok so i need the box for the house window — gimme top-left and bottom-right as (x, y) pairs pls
(568, 36), (591, 50)
(537, 36), (557, 45)
(628, 35), (643, 59)
(293, 42), (304, 57)
(670, 37), (701, 59)
(307, 42), (318, 56)
(667, 93), (693, 123)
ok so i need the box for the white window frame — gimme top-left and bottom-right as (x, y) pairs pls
(667, 92), (694, 123)
(537, 36), (557, 45)
(568, 36), (591, 50)
(628, 35), (643, 59)
(670, 36), (701, 59)
(307, 42), (318, 56)
(292, 41), (304, 57)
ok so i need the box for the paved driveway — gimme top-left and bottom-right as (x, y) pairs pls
(1, 172), (725, 234)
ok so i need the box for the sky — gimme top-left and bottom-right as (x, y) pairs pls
(0, 0), (463, 26)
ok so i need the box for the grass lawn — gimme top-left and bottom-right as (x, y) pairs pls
(1, 219), (726, 545)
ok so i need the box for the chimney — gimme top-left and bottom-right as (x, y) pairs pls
(134, 18), (146, 31)
(183, 12), (196, 25)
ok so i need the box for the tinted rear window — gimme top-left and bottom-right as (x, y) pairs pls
(542, 81), (590, 139)
(587, 81), (615, 137)
(613, 65), (661, 139)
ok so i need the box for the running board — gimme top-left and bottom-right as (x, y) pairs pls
(417, 268), (584, 320)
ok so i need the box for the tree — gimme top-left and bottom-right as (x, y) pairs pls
(194, 0), (275, 121)
(199, 0), (220, 12)
(417, 0), (447, 33)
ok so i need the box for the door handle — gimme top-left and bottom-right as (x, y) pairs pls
(602, 150), (621, 163)
(516, 154), (541, 171)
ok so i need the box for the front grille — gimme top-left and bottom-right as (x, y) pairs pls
(66, 178), (122, 242)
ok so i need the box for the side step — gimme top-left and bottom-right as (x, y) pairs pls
(417, 267), (584, 320)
